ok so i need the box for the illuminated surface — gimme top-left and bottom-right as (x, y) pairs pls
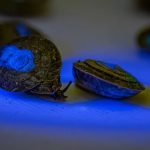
(0, 86), (150, 127)
(0, 45), (35, 72)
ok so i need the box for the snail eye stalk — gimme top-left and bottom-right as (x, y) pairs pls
(62, 81), (72, 93)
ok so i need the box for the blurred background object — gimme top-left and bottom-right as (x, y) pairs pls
(137, 26), (150, 51)
(0, 20), (43, 45)
(137, 0), (150, 12)
(0, 0), (50, 16)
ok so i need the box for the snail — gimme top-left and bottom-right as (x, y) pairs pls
(0, 20), (42, 46)
(73, 59), (145, 99)
(0, 36), (71, 99)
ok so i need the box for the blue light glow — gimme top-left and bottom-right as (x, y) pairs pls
(16, 23), (31, 37)
(0, 89), (150, 130)
(0, 45), (35, 73)
(61, 59), (75, 83)
(0, 47), (149, 133)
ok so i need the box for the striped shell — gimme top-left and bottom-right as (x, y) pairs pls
(137, 0), (150, 12)
(0, 20), (42, 46)
(137, 26), (150, 51)
(0, 36), (62, 96)
(73, 59), (145, 99)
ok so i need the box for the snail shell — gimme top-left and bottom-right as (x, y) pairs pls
(73, 59), (145, 99)
(0, 36), (62, 96)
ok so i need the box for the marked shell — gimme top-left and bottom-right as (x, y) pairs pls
(0, 21), (42, 46)
(137, 26), (150, 51)
(73, 59), (145, 99)
(0, 36), (62, 97)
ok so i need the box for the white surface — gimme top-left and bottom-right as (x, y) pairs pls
(0, 0), (150, 149)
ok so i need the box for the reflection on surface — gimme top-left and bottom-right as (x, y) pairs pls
(0, 84), (150, 131)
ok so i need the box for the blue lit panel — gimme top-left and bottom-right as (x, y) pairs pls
(0, 88), (150, 130)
